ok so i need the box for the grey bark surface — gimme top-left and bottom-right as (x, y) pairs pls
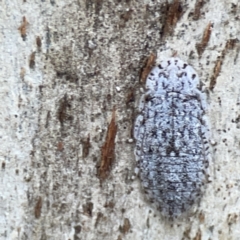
(1, 0), (240, 239)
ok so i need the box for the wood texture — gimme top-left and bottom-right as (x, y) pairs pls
(1, 0), (240, 239)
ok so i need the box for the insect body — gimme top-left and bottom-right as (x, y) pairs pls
(134, 57), (209, 218)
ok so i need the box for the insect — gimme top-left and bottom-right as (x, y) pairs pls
(134, 57), (209, 218)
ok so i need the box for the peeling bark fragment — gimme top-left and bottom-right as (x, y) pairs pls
(98, 107), (117, 181)
(193, 0), (205, 20)
(18, 16), (28, 40)
(162, 0), (183, 37)
(140, 53), (156, 84)
(196, 22), (212, 56)
(209, 58), (222, 91)
(35, 196), (42, 218)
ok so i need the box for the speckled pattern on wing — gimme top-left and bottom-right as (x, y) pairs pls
(134, 57), (209, 218)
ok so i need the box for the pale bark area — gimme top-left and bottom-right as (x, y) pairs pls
(1, 0), (240, 239)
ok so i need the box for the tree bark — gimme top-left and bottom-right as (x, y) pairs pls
(1, 0), (240, 239)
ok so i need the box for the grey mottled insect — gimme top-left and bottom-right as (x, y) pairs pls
(134, 57), (209, 218)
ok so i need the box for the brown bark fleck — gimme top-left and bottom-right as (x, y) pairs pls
(82, 202), (93, 217)
(2, 162), (5, 169)
(98, 107), (117, 181)
(36, 36), (42, 50)
(82, 134), (91, 158)
(193, 0), (205, 20)
(140, 53), (156, 84)
(35, 196), (42, 218)
(57, 142), (64, 151)
(119, 218), (131, 234)
(57, 95), (72, 126)
(18, 16), (28, 40)
(162, 0), (183, 37)
(29, 52), (35, 69)
(196, 22), (212, 56)
(125, 88), (135, 105)
(209, 58), (222, 91)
